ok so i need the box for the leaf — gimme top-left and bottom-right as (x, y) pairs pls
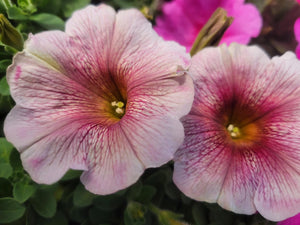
(60, 169), (82, 181)
(61, 0), (89, 18)
(29, 13), (64, 30)
(0, 178), (12, 197)
(37, 211), (68, 225)
(0, 137), (14, 163)
(13, 182), (37, 203)
(124, 201), (147, 225)
(0, 162), (13, 178)
(7, 6), (28, 20)
(0, 76), (10, 95)
(73, 184), (96, 208)
(0, 197), (25, 223)
(93, 193), (125, 211)
(30, 189), (57, 218)
(0, 59), (12, 72)
(135, 185), (156, 204)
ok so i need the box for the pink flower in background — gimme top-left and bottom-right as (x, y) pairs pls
(4, 4), (194, 195)
(173, 43), (300, 221)
(154, 0), (262, 51)
(278, 213), (300, 225)
(295, 18), (300, 59)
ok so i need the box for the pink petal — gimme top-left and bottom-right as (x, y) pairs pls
(154, 0), (262, 51)
(109, 8), (191, 87)
(173, 116), (233, 203)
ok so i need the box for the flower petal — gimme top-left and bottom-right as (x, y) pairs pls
(127, 74), (194, 119)
(79, 123), (144, 195)
(121, 115), (184, 168)
(173, 116), (232, 203)
(109, 8), (190, 88)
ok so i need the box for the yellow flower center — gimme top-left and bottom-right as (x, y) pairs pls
(227, 124), (241, 139)
(111, 101), (125, 116)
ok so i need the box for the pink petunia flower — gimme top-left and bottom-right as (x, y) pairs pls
(173, 43), (300, 221)
(295, 18), (300, 59)
(154, 0), (262, 51)
(278, 213), (300, 225)
(4, 4), (194, 195)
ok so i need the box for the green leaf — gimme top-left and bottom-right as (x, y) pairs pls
(37, 211), (68, 225)
(7, 6), (28, 20)
(0, 137), (14, 163)
(0, 59), (11, 72)
(33, 0), (62, 14)
(29, 13), (64, 30)
(0, 162), (13, 178)
(93, 194), (125, 211)
(17, 0), (37, 14)
(30, 189), (57, 218)
(73, 184), (96, 208)
(0, 197), (25, 223)
(0, 76), (10, 95)
(60, 169), (82, 181)
(124, 201), (147, 225)
(61, 0), (89, 18)
(13, 182), (37, 203)
(135, 185), (156, 204)
(0, 178), (13, 197)
(192, 204), (208, 225)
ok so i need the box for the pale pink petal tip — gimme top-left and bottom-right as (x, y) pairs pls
(4, 4), (193, 195)
(154, 0), (262, 51)
(174, 43), (300, 221)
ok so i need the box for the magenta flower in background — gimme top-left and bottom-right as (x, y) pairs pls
(278, 213), (300, 225)
(294, 18), (300, 59)
(4, 4), (194, 195)
(154, 0), (262, 51)
(173, 43), (300, 221)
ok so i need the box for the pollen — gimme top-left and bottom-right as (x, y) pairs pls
(227, 124), (241, 139)
(111, 101), (125, 115)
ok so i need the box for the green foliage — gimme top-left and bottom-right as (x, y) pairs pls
(29, 13), (64, 30)
(30, 188), (57, 218)
(0, 197), (25, 223)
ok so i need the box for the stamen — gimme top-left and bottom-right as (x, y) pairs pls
(227, 124), (241, 139)
(111, 100), (125, 115)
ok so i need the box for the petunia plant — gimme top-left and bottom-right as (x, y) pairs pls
(0, 0), (300, 225)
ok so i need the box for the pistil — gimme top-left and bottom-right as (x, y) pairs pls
(227, 124), (241, 139)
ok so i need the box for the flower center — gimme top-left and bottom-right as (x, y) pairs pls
(111, 100), (125, 117)
(227, 124), (241, 139)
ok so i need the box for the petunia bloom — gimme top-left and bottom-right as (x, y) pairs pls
(154, 0), (262, 51)
(278, 213), (300, 225)
(173, 43), (300, 221)
(4, 4), (194, 195)
(294, 18), (300, 59)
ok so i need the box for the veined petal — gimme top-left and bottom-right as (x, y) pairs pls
(254, 152), (300, 221)
(174, 116), (231, 203)
(121, 115), (184, 168)
(7, 51), (107, 110)
(109, 8), (190, 88)
(127, 74), (194, 119)
(80, 123), (144, 195)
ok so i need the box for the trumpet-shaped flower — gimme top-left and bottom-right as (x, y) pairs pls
(154, 0), (262, 51)
(4, 4), (194, 195)
(173, 43), (300, 221)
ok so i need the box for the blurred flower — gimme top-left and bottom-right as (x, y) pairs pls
(278, 213), (300, 225)
(154, 0), (262, 51)
(4, 4), (194, 195)
(295, 17), (300, 58)
(173, 43), (300, 221)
